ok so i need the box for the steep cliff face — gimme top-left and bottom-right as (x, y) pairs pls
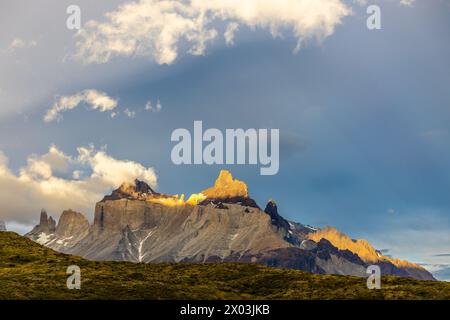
(55, 210), (90, 239)
(102, 179), (157, 201)
(74, 199), (289, 262)
(264, 200), (315, 246)
(25, 170), (435, 281)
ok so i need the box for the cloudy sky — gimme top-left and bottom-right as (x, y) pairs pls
(0, 0), (449, 280)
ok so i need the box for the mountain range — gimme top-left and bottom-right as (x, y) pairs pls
(3, 231), (449, 300)
(25, 170), (434, 281)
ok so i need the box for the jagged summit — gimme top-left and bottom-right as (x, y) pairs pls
(264, 200), (291, 231)
(308, 227), (379, 262)
(103, 179), (158, 201)
(26, 209), (89, 248)
(133, 179), (156, 194)
(23, 170), (436, 281)
(55, 210), (90, 239)
(199, 170), (258, 208)
(33, 209), (56, 233)
(202, 170), (248, 199)
(103, 170), (252, 206)
(263, 199), (312, 246)
(307, 227), (427, 274)
(25, 209), (57, 244)
(102, 178), (188, 207)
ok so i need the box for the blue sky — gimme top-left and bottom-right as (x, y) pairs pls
(0, 0), (449, 279)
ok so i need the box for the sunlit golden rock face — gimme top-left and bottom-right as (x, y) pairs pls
(201, 170), (249, 199)
(148, 194), (185, 207)
(185, 193), (207, 205)
(147, 193), (207, 206)
(110, 171), (248, 207)
(308, 227), (380, 263)
(308, 227), (426, 270)
(111, 180), (208, 206)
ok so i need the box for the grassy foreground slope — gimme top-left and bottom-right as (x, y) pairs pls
(0, 232), (449, 300)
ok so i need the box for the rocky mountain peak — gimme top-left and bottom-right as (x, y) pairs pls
(133, 179), (155, 194)
(264, 199), (301, 245)
(308, 227), (380, 263)
(39, 209), (48, 225)
(38, 209), (56, 232)
(55, 210), (90, 239)
(23, 169), (436, 281)
(104, 179), (157, 201)
(265, 199), (277, 212)
(201, 170), (248, 199)
(26, 209), (56, 238)
(307, 226), (430, 274)
(119, 179), (155, 195)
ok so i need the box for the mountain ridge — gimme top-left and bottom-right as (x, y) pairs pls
(3, 231), (449, 299)
(25, 170), (434, 281)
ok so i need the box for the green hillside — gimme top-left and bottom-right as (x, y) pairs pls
(0, 231), (449, 300)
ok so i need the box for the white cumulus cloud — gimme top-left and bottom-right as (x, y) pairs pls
(0, 145), (157, 226)
(74, 0), (351, 65)
(44, 89), (118, 122)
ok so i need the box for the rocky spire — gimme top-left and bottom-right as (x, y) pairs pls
(199, 170), (259, 208)
(39, 209), (48, 226)
(38, 209), (56, 232)
(264, 200), (300, 245)
(201, 170), (249, 199)
(25, 209), (56, 237)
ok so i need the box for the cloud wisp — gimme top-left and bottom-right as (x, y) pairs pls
(145, 99), (162, 112)
(124, 108), (136, 118)
(0, 145), (157, 224)
(5, 38), (37, 53)
(74, 0), (352, 65)
(44, 89), (118, 123)
(400, 0), (415, 7)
